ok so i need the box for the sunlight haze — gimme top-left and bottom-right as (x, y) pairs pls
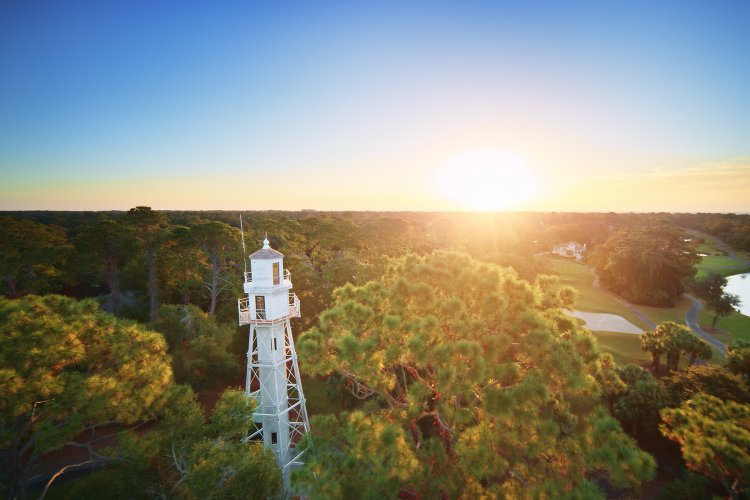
(0, 1), (748, 212)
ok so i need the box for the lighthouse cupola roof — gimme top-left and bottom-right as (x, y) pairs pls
(249, 237), (284, 259)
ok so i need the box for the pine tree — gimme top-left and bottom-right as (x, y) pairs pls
(0, 295), (173, 499)
(294, 251), (655, 499)
(661, 395), (750, 500)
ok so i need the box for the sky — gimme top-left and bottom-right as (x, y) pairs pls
(0, 0), (748, 213)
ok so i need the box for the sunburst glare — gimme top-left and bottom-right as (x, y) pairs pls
(433, 149), (538, 210)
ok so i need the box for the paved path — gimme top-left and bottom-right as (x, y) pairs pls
(684, 293), (727, 354)
(569, 310), (643, 334)
(691, 230), (750, 267)
(584, 266), (656, 329)
(584, 264), (726, 357)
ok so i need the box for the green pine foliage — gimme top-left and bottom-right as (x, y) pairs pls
(294, 251), (656, 499)
(0, 295), (173, 499)
(655, 470), (711, 500)
(0, 216), (71, 298)
(661, 395), (750, 500)
(662, 365), (750, 408)
(154, 304), (243, 389)
(726, 340), (750, 381)
(67, 387), (281, 500)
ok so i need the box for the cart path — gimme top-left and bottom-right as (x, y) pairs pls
(690, 230), (750, 267)
(684, 293), (727, 354)
(584, 264), (726, 354)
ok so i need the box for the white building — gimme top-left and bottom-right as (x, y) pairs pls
(552, 241), (586, 259)
(238, 238), (310, 487)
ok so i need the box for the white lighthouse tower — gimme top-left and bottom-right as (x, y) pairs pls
(238, 237), (310, 485)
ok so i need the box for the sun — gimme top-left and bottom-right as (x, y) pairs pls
(433, 149), (538, 210)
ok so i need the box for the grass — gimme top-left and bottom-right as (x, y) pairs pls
(697, 256), (744, 268)
(696, 266), (750, 279)
(591, 331), (650, 367)
(540, 257), (650, 330)
(634, 295), (693, 328)
(697, 306), (750, 345)
(685, 229), (724, 255)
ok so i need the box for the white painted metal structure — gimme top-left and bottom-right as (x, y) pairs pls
(238, 238), (310, 486)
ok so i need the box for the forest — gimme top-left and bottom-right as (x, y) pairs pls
(1, 208), (750, 500)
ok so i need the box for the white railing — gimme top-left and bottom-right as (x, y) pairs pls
(244, 269), (292, 286)
(238, 293), (300, 324)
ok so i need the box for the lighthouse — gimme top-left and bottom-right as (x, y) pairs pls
(238, 237), (310, 485)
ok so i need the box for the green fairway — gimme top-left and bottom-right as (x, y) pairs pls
(635, 295), (693, 328)
(541, 258), (650, 330)
(697, 307), (750, 345)
(591, 331), (649, 367)
(685, 230), (724, 255)
(696, 266), (750, 279)
(698, 255), (745, 268)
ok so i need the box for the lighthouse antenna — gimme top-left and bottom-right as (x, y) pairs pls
(239, 213), (247, 275)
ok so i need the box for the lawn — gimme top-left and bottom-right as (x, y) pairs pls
(696, 266), (750, 279)
(697, 307), (750, 345)
(685, 229), (724, 256)
(540, 258), (650, 330)
(591, 331), (650, 367)
(634, 295), (693, 328)
(697, 256), (745, 268)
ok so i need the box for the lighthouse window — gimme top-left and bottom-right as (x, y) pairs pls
(273, 262), (280, 285)
(273, 337), (277, 351)
(255, 296), (265, 320)
(271, 432), (278, 444)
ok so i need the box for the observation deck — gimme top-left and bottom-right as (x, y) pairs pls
(238, 293), (300, 325)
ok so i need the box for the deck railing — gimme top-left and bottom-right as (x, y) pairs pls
(244, 269), (291, 286)
(238, 293), (300, 325)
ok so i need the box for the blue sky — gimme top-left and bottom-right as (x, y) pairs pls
(1, 1), (748, 211)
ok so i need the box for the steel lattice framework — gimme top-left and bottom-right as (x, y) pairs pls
(238, 238), (310, 488)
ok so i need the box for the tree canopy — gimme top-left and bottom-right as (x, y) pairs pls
(68, 387), (281, 500)
(295, 251), (655, 499)
(661, 395), (750, 500)
(588, 223), (699, 307)
(0, 217), (70, 299)
(0, 295), (173, 499)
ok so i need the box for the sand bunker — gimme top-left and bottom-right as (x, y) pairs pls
(568, 310), (643, 334)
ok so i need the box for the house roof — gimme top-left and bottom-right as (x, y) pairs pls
(249, 238), (284, 259)
(553, 241), (585, 250)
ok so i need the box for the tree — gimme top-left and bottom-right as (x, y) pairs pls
(641, 322), (708, 372)
(0, 217), (70, 299)
(662, 365), (750, 408)
(68, 387), (282, 499)
(155, 304), (242, 389)
(73, 217), (137, 316)
(726, 340), (750, 381)
(294, 251), (655, 498)
(0, 295), (173, 499)
(612, 364), (665, 437)
(191, 221), (241, 316)
(678, 328), (713, 367)
(709, 293), (742, 329)
(161, 226), (205, 306)
(124, 206), (170, 322)
(692, 273), (743, 328)
(641, 329), (668, 372)
(588, 223), (699, 307)
(661, 395), (750, 500)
